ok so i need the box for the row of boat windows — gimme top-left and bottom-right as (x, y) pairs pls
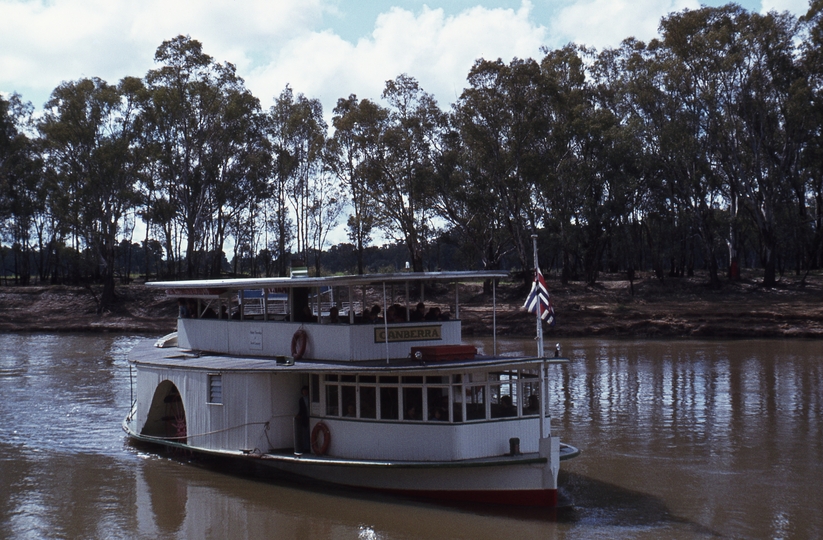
(310, 371), (544, 423)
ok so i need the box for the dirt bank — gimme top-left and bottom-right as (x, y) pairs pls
(1, 271), (822, 338)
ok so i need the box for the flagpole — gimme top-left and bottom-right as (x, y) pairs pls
(532, 234), (544, 358)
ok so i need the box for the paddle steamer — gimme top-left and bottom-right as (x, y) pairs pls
(123, 270), (578, 506)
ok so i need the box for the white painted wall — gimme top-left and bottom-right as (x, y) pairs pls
(177, 319), (462, 361)
(136, 367), (302, 453)
(316, 417), (540, 461)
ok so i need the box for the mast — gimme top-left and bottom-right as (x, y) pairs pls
(532, 234), (544, 358)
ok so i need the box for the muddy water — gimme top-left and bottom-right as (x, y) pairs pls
(0, 334), (821, 539)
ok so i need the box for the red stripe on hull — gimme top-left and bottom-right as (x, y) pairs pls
(378, 487), (558, 507)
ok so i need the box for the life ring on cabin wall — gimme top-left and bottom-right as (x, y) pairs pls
(291, 329), (308, 359)
(311, 422), (331, 455)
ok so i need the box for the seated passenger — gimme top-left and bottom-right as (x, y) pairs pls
(329, 306), (341, 324)
(424, 307), (441, 321)
(299, 306), (317, 323)
(410, 302), (425, 321)
(500, 395), (516, 417)
(524, 395), (540, 415)
(344, 402), (356, 417)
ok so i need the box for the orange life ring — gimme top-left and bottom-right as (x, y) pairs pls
(310, 422), (330, 455)
(291, 329), (308, 359)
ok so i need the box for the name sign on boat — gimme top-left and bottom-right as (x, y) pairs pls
(374, 325), (442, 343)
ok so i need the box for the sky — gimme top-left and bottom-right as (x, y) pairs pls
(0, 0), (812, 120)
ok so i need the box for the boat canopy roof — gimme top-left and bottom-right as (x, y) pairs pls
(149, 271), (509, 298)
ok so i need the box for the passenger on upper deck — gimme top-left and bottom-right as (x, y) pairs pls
(410, 302), (425, 322)
(424, 307), (441, 321)
(177, 299), (190, 319)
(299, 306), (317, 323)
(328, 306), (341, 324)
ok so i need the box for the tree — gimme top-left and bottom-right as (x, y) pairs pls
(328, 95), (383, 274)
(0, 93), (43, 285)
(142, 35), (265, 278)
(39, 77), (142, 307)
(369, 74), (446, 272)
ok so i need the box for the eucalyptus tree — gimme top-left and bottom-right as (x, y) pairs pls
(0, 93), (42, 284)
(659, 6), (807, 286)
(266, 86), (329, 272)
(369, 75), (445, 272)
(447, 59), (549, 276)
(38, 76), (143, 306)
(611, 32), (728, 286)
(446, 60), (522, 274)
(328, 95), (383, 274)
(142, 35), (264, 278)
(800, 0), (823, 271)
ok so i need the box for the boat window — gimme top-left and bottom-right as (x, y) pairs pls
(427, 387), (449, 421)
(341, 385), (357, 417)
(325, 374), (338, 382)
(522, 381), (540, 415)
(359, 375), (376, 384)
(360, 386), (376, 419)
(490, 384), (517, 418)
(403, 387), (423, 420)
(341, 375), (356, 383)
(426, 376), (448, 385)
(379, 387), (398, 420)
(379, 376), (398, 384)
(401, 376), (423, 384)
(208, 374), (222, 404)
(451, 374), (462, 384)
(326, 384), (339, 416)
(452, 384), (464, 422)
(311, 374), (320, 403)
(466, 385), (486, 420)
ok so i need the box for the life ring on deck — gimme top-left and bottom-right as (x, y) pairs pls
(311, 422), (331, 455)
(291, 329), (308, 359)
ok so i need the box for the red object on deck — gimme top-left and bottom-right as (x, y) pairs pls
(410, 345), (477, 361)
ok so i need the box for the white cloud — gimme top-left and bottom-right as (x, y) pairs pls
(550, 0), (701, 51)
(0, 0), (326, 107)
(247, 2), (548, 114)
(759, 0), (810, 16)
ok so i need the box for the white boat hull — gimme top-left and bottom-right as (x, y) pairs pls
(123, 413), (577, 507)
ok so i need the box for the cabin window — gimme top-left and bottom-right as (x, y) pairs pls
(208, 374), (222, 404)
(452, 384), (464, 422)
(379, 387), (399, 420)
(403, 387), (423, 420)
(427, 386), (449, 421)
(326, 384), (339, 416)
(341, 385), (357, 417)
(311, 374), (320, 403)
(490, 384), (516, 418)
(466, 385), (486, 420)
(360, 386), (377, 419)
(318, 368), (541, 424)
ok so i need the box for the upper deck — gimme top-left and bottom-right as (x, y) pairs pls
(149, 271), (510, 362)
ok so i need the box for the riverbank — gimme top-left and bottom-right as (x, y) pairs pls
(1, 271), (822, 338)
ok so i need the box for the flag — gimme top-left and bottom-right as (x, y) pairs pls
(523, 268), (555, 326)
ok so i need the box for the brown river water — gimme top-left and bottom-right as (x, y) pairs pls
(0, 333), (821, 539)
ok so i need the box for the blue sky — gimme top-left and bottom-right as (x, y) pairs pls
(0, 0), (810, 118)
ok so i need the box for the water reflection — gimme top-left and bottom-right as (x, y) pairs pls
(1, 334), (823, 538)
